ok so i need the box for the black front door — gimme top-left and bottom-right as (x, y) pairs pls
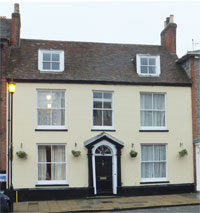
(95, 156), (112, 195)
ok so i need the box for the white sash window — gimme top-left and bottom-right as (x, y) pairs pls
(140, 93), (166, 130)
(92, 91), (114, 130)
(37, 144), (66, 185)
(141, 144), (167, 182)
(37, 90), (66, 129)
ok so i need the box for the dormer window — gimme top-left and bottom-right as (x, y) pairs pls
(38, 49), (64, 72)
(136, 54), (160, 77)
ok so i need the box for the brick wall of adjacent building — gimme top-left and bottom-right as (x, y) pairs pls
(194, 57), (200, 140)
(0, 75), (7, 172)
(0, 11), (20, 187)
(0, 40), (9, 164)
(180, 53), (200, 190)
(181, 56), (200, 141)
(0, 4), (20, 190)
(0, 39), (9, 192)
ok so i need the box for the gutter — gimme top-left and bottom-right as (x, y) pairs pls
(6, 78), (192, 87)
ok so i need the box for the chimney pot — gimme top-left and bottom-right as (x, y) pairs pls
(14, 3), (20, 13)
(0, 16), (7, 20)
(164, 20), (167, 28)
(169, 15), (174, 23)
(166, 17), (170, 25)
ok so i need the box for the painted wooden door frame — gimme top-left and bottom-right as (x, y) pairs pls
(92, 140), (117, 194)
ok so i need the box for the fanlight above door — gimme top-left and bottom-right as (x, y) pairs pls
(95, 145), (112, 156)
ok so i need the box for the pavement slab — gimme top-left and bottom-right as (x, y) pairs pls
(13, 193), (200, 212)
(38, 201), (50, 213)
(28, 202), (39, 212)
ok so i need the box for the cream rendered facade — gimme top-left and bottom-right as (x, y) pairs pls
(12, 83), (193, 191)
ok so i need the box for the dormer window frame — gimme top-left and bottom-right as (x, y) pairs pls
(136, 54), (161, 77)
(38, 49), (65, 72)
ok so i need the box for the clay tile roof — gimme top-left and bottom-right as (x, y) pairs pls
(7, 39), (191, 86)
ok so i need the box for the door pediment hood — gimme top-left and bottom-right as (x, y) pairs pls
(84, 132), (124, 148)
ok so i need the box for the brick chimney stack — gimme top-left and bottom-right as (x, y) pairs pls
(11, 3), (21, 46)
(161, 15), (177, 54)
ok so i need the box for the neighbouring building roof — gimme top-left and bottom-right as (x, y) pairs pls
(7, 39), (191, 86)
(0, 19), (11, 40)
(177, 50), (200, 63)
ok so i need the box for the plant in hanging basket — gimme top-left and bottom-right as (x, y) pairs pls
(16, 151), (28, 159)
(72, 150), (81, 157)
(179, 149), (188, 157)
(130, 150), (138, 158)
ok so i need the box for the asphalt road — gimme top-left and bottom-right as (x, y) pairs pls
(98, 205), (200, 213)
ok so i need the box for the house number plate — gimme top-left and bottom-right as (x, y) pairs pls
(100, 176), (107, 180)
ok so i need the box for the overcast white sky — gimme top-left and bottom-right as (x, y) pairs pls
(1, 1), (200, 57)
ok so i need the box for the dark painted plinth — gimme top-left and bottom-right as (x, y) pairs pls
(14, 183), (195, 202)
(16, 187), (92, 202)
(118, 183), (195, 196)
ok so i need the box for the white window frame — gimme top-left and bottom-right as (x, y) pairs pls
(36, 89), (66, 130)
(140, 144), (168, 183)
(38, 49), (64, 72)
(136, 54), (160, 77)
(140, 92), (167, 131)
(92, 91), (114, 130)
(36, 144), (67, 185)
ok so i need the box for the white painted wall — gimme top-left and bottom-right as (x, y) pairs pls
(11, 83), (194, 189)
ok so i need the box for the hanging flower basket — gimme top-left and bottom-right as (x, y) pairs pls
(130, 150), (138, 158)
(72, 150), (81, 157)
(179, 149), (188, 157)
(16, 151), (28, 159)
